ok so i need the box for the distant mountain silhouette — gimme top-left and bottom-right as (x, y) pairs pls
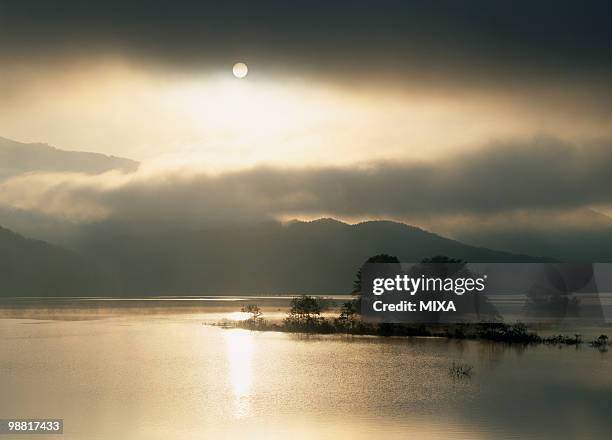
(0, 226), (116, 297)
(453, 210), (612, 262)
(0, 136), (138, 179)
(0, 218), (552, 297)
(0, 206), (82, 247)
(64, 219), (546, 296)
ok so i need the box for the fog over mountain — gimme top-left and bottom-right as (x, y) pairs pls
(2, 137), (612, 225)
(1, 136), (554, 297)
(1, 135), (611, 299)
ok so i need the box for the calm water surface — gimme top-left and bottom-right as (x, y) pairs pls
(1, 306), (611, 440)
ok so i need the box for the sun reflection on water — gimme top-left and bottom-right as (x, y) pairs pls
(227, 311), (251, 321)
(224, 329), (255, 419)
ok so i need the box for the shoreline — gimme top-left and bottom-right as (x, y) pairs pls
(224, 320), (611, 350)
(221, 300), (611, 350)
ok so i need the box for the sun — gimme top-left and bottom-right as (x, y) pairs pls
(232, 62), (248, 79)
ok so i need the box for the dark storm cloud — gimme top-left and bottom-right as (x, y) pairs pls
(2, 0), (612, 86)
(2, 138), (612, 224)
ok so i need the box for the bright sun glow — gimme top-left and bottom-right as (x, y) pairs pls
(227, 311), (251, 321)
(232, 62), (248, 78)
(152, 76), (346, 168)
(3, 58), (606, 169)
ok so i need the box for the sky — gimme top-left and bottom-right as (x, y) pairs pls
(1, 1), (612, 231)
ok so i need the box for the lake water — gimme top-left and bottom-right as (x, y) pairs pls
(1, 304), (611, 439)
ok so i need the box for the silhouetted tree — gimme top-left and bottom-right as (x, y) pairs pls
(352, 254), (401, 316)
(353, 254), (400, 294)
(284, 295), (324, 330)
(241, 304), (263, 327)
(412, 255), (500, 322)
(334, 301), (358, 332)
(592, 334), (609, 351)
(523, 264), (598, 321)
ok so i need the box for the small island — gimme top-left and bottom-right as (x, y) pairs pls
(219, 254), (610, 351)
(221, 296), (609, 351)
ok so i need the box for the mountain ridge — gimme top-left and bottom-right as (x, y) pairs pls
(0, 225), (117, 297)
(70, 218), (548, 296)
(0, 217), (550, 297)
(0, 136), (138, 179)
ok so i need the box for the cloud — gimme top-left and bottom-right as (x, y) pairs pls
(2, 2), (612, 163)
(2, 0), (612, 95)
(1, 138), (611, 226)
